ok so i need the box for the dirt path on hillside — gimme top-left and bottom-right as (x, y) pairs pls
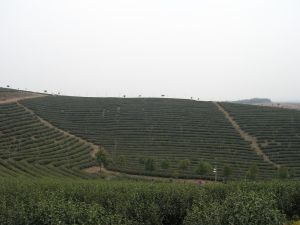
(18, 102), (211, 183)
(214, 102), (279, 169)
(0, 94), (45, 105)
(17, 102), (100, 158)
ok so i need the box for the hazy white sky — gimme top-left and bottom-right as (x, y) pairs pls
(1, 0), (300, 101)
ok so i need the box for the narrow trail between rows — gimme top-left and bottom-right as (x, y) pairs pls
(18, 102), (204, 183)
(15, 102), (207, 183)
(214, 102), (279, 169)
(17, 102), (100, 158)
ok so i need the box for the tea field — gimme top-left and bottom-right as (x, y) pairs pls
(221, 103), (300, 178)
(0, 103), (95, 178)
(22, 96), (278, 179)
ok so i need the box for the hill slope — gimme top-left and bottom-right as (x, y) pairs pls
(221, 102), (300, 178)
(22, 96), (277, 179)
(0, 102), (95, 178)
(0, 87), (44, 103)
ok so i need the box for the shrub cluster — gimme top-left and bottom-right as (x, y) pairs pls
(0, 178), (299, 225)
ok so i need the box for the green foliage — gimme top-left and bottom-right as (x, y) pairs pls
(172, 171), (180, 179)
(184, 201), (222, 225)
(138, 156), (146, 165)
(223, 164), (232, 180)
(223, 191), (286, 225)
(160, 159), (170, 170)
(178, 159), (191, 171)
(0, 178), (300, 225)
(95, 148), (112, 169)
(222, 102), (300, 179)
(185, 190), (287, 225)
(195, 161), (212, 176)
(22, 96), (283, 179)
(144, 158), (155, 171)
(246, 164), (259, 180)
(0, 103), (94, 179)
(117, 155), (128, 167)
(278, 166), (289, 179)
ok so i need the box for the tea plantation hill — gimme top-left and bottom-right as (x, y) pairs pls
(0, 102), (96, 178)
(221, 102), (300, 178)
(0, 87), (44, 103)
(22, 95), (280, 179)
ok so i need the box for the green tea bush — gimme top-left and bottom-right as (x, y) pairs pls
(184, 191), (286, 225)
(183, 201), (222, 225)
(223, 191), (286, 225)
(0, 178), (299, 225)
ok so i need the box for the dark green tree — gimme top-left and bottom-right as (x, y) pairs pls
(138, 155), (146, 165)
(117, 155), (128, 167)
(144, 158), (155, 171)
(278, 166), (289, 179)
(289, 168), (295, 179)
(223, 164), (232, 181)
(196, 161), (212, 177)
(160, 159), (170, 170)
(178, 159), (191, 171)
(246, 164), (259, 180)
(95, 148), (112, 172)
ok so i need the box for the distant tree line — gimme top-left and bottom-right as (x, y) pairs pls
(95, 148), (294, 181)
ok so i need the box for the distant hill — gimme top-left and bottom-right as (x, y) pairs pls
(22, 96), (277, 179)
(232, 98), (272, 105)
(1, 88), (300, 180)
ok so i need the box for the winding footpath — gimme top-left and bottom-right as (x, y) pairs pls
(17, 102), (101, 159)
(214, 102), (279, 169)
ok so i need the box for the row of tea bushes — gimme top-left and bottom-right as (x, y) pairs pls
(22, 96), (277, 179)
(221, 102), (300, 178)
(0, 178), (299, 225)
(0, 103), (95, 178)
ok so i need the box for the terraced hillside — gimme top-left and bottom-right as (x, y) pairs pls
(0, 103), (95, 178)
(22, 96), (277, 179)
(221, 103), (300, 178)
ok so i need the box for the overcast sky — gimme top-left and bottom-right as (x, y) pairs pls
(0, 0), (299, 101)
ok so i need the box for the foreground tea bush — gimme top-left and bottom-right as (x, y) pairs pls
(0, 178), (299, 225)
(184, 191), (286, 225)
